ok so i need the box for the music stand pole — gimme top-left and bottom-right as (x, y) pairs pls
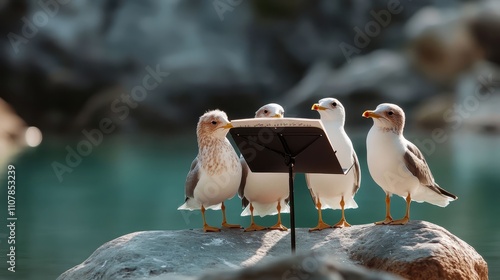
(279, 134), (297, 253)
(230, 124), (344, 255)
(288, 160), (296, 253)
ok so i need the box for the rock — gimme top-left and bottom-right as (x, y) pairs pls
(278, 50), (438, 126)
(57, 221), (487, 280)
(348, 221), (488, 280)
(405, 2), (500, 84)
(456, 61), (500, 133)
(451, 61), (500, 183)
(469, 9), (500, 65)
(139, 252), (404, 280)
(0, 98), (42, 168)
(198, 251), (403, 280)
(413, 94), (455, 129)
(413, 59), (500, 131)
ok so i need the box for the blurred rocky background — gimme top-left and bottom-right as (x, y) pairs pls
(1, 1), (500, 279)
(1, 0), (499, 135)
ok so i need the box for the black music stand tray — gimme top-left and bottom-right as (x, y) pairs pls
(230, 125), (346, 253)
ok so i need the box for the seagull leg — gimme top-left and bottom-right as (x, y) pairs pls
(333, 196), (351, 228)
(269, 201), (288, 231)
(390, 194), (411, 225)
(244, 203), (267, 232)
(309, 198), (331, 232)
(375, 194), (393, 225)
(201, 205), (220, 232)
(221, 202), (241, 229)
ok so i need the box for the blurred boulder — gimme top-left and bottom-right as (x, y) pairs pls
(199, 252), (403, 280)
(0, 98), (42, 167)
(413, 94), (455, 130)
(406, 2), (500, 83)
(457, 61), (500, 134)
(413, 59), (500, 131)
(57, 221), (487, 280)
(279, 50), (438, 124)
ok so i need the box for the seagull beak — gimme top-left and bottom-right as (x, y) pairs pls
(222, 123), (233, 129)
(362, 110), (381, 119)
(311, 104), (326, 111)
(272, 113), (282, 118)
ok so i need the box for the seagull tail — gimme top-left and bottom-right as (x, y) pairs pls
(177, 198), (200, 211)
(413, 184), (458, 207)
(240, 205), (251, 216)
(280, 199), (290, 214)
(205, 203), (222, 210)
(321, 196), (358, 210)
(240, 199), (290, 217)
(343, 196), (358, 209)
(177, 198), (222, 211)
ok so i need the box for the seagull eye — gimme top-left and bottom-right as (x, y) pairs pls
(331, 102), (337, 107)
(388, 111), (394, 116)
(264, 110), (268, 114)
(211, 121), (217, 125)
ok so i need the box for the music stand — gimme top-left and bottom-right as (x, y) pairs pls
(230, 120), (346, 253)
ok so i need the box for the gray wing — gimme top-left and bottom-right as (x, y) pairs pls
(238, 156), (250, 208)
(184, 157), (200, 200)
(404, 142), (458, 199)
(404, 142), (435, 186)
(352, 150), (361, 195)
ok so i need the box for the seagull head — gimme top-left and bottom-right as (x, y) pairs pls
(255, 103), (285, 118)
(362, 103), (405, 134)
(197, 109), (233, 139)
(311, 98), (346, 123)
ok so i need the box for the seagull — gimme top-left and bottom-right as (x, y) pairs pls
(178, 110), (242, 232)
(239, 103), (289, 231)
(305, 98), (361, 231)
(363, 103), (458, 225)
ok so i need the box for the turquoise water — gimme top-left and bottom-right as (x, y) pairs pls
(0, 130), (498, 279)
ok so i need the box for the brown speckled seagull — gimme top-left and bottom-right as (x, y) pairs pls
(363, 103), (458, 225)
(178, 110), (242, 232)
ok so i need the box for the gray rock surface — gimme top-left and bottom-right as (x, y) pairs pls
(349, 221), (488, 280)
(57, 221), (487, 280)
(199, 252), (404, 280)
